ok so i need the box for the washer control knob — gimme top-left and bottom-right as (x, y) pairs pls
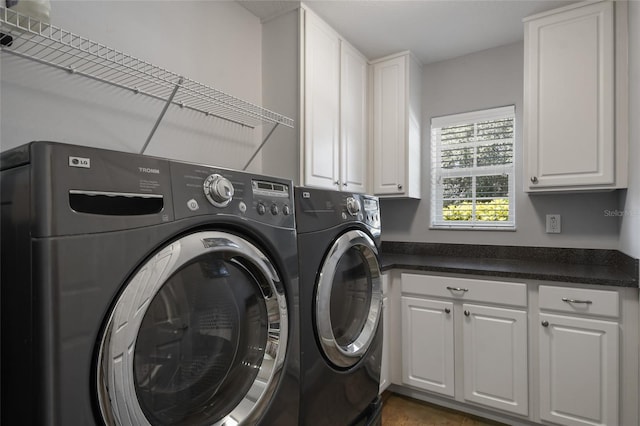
(257, 202), (266, 215)
(203, 174), (234, 207)
(346, 197), (361, 216)
(270, 204), (279, 215)
(282, 204), (291, 216)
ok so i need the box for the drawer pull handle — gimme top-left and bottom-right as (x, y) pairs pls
(444, 308), (451, 314)
(464, 310), (470, 317)
(541, 320), (549, 327)
(446, 286), (469, 292)
(562, 297), (593, 305)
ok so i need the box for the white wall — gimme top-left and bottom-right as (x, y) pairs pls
(1, 0), (265, 171)
(619, 0), (640, 258)
(380, 41), (621, 249)
(261, 9), (301, 183)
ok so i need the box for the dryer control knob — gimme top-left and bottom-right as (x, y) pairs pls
(203, 174), (234, 207)
(257, 202), (267, 215)
(346, 197), (361, 216)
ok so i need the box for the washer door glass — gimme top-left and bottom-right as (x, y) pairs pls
(97, 231), (288, 426)
(315, 229), (381, 368)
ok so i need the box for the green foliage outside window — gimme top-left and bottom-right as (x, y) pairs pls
(432, 106), (515, 228)
(443, 198), (510, 221)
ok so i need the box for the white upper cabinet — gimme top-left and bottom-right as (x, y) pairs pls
(261, 7), (368, 191)
(303, 10), (368, 192)
(371, 52), (422, 198)
(523, 0), (628, 192)
(303, 12), (341, 189)
(340, 42), (368, 194)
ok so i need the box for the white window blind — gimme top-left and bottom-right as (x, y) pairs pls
(430, 106), (515, 230)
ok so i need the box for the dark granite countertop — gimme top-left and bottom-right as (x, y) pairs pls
(381, 242), (639, 288)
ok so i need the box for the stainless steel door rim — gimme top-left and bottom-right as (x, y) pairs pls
(315, 229), (382, 368)
(97, 231), (288, 426)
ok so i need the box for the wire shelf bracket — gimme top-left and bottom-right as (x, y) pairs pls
(0, 6), (294, 157)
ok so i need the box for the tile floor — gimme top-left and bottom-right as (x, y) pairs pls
(381, 392), (507, 426)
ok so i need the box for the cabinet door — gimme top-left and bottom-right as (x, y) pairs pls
(462, 304), (528, 416)
(340, 42), (368, 194)
(539, 313), (619, 426)
(372, 55), (406, 195)
(303, 12), (340, 190)
(401, 296), (454, 396)
(524, 1), (614, 190)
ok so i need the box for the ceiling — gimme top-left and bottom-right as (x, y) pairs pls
(238, 0), (578, 65)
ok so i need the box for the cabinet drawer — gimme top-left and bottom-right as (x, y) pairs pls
(539, 285), (619, 318)
(401, 273), (527, 307)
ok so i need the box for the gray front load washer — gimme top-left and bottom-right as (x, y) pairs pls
(294, 187), (383, 426)
(0, 141), (299, 425)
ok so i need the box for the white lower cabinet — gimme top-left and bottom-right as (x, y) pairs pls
(400, 274), (528, 416)
(463, 304), (528, 415)
(538, 286), (620, 426)
(401, 297), (454, 396)
(393, 273), (637, 426)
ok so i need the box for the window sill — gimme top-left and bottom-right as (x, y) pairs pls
(429, 225), (517, 231)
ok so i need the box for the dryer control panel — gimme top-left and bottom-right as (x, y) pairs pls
(170, 161), (295, 229)
(294, 187), (381, 235)
(361, 196), (381, 230)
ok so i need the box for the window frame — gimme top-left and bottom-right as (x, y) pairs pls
(430, 105), (516, 230)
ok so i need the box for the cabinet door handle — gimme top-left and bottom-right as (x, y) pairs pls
(444, 308), (451, 314)
(562, 297), (593, 304)
(397, 184), (403, 190)
(342, 182), (347, 187)
(334, 181), (340, 186)
(530, 176), (538, 184)
(541, 320), (549, 327)
(446, 286), (469, 292)
(464, 310), (470, 317)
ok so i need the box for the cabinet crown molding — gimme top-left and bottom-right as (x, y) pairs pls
(522, 0), (610, 23)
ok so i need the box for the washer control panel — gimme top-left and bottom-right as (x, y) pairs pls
(170, 161), (294, 228)
(203, 174), (234, 207)
(251, 180), (292, 217)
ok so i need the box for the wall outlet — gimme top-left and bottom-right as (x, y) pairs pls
(546, 214), (561, 233)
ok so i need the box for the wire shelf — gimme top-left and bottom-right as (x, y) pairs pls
(0, 6), (295, 130)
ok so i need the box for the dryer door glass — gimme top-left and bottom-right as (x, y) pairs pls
(316, 229), (382, 368)
(97, 231), (288, 426)
(331, 248), (372, 347)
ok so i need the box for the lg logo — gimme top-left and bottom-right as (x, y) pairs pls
(68, 156), (90, 168)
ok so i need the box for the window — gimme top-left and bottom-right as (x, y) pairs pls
(430, 106), (515, 230)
